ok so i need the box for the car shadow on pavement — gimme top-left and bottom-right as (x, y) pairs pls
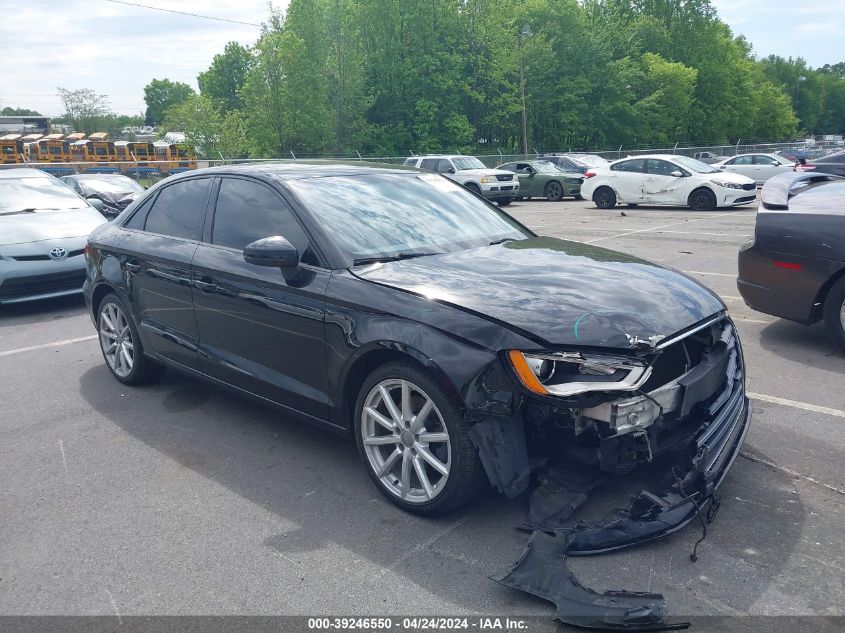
(757, 320), (845, 368)
(77, 365), (811, 616)
(0, 294), (86, 325)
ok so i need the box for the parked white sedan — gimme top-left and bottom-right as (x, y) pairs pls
(713, 153), (794, 185)
(580, 154), (757, 211)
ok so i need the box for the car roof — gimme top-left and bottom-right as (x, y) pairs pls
(411, 154), (473, 160)
(152, 161), (418, 185)
(610, 154), (686, 163)
(0, 167), (52, 180)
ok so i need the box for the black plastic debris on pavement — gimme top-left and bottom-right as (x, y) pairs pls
(491, 531), (690, 632)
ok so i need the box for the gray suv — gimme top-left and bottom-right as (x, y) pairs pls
(404, 155), (519, 205)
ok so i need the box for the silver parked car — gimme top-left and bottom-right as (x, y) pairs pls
(0, 168), (107, 304)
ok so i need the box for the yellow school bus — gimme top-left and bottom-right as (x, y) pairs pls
(153, 141), (197, 174)
(115, 141), (156, 175)
(0, 134), (23, 164)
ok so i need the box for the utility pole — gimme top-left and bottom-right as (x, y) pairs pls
(519, 25), (531, 157)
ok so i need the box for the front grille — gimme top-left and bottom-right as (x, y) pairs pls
(742, 183), (755, 191)
(500, 185), (514, 191)
(0, 269), (86, 300)
(11, 249), (85, 262)
(733, 195), (756, 204)
(496, 174), (513, 182)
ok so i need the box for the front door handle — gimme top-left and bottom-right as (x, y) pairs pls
(125, 261), (141, 274)
(194, 275), (218, 293)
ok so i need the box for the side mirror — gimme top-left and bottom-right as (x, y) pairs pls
(670, 171), (684, 178)
(243, 236), (299, 269)
(86, 196), (105, 211)
(446, 167), (456, 174)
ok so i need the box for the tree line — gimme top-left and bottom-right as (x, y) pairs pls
(7, 1), (842, 157)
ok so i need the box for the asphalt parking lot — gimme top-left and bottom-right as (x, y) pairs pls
(1, 196), (843, 627)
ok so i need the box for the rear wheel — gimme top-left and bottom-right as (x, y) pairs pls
(823, 277), (845, 353)
(544, 181), (564, 201)
(354, 361), (486, 515)
(593, 187), (616, 209)
(689, 188), (716, 211)
(97, 293), (165, 385)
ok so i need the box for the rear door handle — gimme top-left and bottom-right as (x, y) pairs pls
(194, 275), (218, 293)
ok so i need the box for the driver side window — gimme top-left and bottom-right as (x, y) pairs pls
(211, 177), (318, 265)
(436, 159), (453, 173)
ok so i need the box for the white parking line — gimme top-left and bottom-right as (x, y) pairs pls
(0, 335), (97, 358)
(684, 270), (736, 277)
(749, 392), (845, 419)
(584, 211), (745, 244)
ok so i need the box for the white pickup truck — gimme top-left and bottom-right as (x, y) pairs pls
(403, 154), (519, 205)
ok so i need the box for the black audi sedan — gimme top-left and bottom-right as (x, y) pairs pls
(83, 163), (749, 530)
(738, 171), (845, 351)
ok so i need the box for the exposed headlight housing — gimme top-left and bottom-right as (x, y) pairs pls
(712, 180), (744, 190)
(507, 350), (651, 397)
(479, 175), (497, 184)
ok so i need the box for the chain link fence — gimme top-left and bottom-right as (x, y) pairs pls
(2, 138), (841, 186)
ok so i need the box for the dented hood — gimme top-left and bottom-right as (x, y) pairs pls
(352, 237), (725, 348)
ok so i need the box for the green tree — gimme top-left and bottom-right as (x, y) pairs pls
(198, 42), (253, 113)
(162, 94), (247, 158)
(57, 87), (111, 134)
(143, 78), (195, 126)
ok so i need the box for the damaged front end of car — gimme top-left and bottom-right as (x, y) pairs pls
(469, 312), (750, 630)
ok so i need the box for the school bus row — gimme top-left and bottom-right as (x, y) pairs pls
(0, 132), (197, 176)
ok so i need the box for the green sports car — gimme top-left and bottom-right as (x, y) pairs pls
(497, 160), (583, 201)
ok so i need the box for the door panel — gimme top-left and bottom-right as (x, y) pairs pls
(609, 159), (645, 202)
(192, 176), (330, 420)
(643, 159), (688, 204)
(192, 247), (330, 418)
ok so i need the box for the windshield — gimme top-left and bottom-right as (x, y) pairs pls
(672, 156), (720, 174)
(0, 176), (87, 214)
(452, 157), (486, 170)
(534, 161), (565, 174)
(568, 154), (606, 168)
(287, 173), (530, 264)
(80, 176), (144, 195)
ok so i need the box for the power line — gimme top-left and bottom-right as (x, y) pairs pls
(101, 0), (261, 27)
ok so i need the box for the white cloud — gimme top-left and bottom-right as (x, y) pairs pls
(795, 21), (841, 34)
(0, 0), (288, 115)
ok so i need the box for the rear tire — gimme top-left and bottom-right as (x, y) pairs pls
(822, 277), (845, 353)
(354, 361), (486, 516)
(689, 188), (716, 211)
(96, 292), (165, 385)
(593, 187), (616, 209)
(627, 203), (639, 207)
(544, 181), (564, 201)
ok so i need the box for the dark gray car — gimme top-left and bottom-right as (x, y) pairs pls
(738, 171), (845, 351)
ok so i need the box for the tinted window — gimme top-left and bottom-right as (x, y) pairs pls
(436, 159), (453, 173)
(611, 159), (645, 173)
(499, 163), (517, 172)
(124, 194), (156, 230)
(645, 159), (677, 176)
(143, 178), (210, 240)
(212, 178), (312, 261)
(420, 159), (438, 171)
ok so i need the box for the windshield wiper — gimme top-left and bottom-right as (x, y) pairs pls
(0, 208), (38, 216)
(489, 237), (516, 246)
(352, 251), (443, 266)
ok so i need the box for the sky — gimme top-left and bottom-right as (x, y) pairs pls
(0, 0), (843, 117)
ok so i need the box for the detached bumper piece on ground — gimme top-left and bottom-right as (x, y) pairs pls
(492, 531), (690, 631)
(482, 316), (751, 630)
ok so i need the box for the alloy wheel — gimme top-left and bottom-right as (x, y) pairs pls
(840, 297), (845, 333)
(99, 302), (134, 378)
(547, 182), (562, 200)
(361, 379), (451, 503)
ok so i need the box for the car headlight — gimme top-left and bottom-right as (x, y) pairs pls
(507, 350), (651, 397)
(712, 180), (744, 190)
(479, 175), (497, 184)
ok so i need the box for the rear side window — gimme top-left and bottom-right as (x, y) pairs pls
(143, 178), (211, 241)
(212, 177), (317, 264)
(611, 159), (645, 173)
(403, 158), (416, 166)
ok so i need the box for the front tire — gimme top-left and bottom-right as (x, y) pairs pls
(497, 197), (513, 206)
(689, 188), (716, 211)
(354, 361), (486, 515)
(823, 277), (845, 353)
(593, 186), (616, 209)
(97, 292), (165, 385)
(464, 182), (482, 196)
